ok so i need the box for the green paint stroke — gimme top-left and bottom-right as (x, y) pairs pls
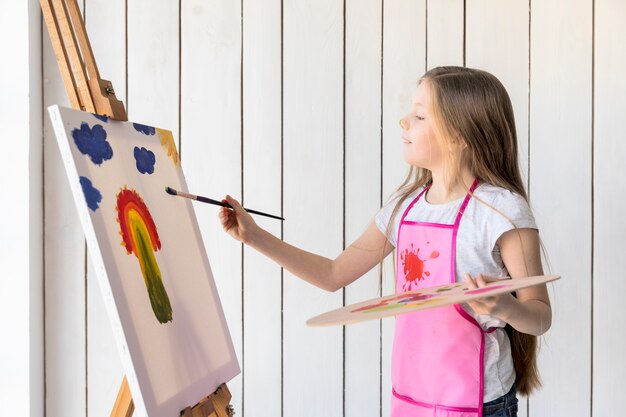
(436, 283), (463, 293)
(129, 210), (173, 323)
(362, 303), (406, 314)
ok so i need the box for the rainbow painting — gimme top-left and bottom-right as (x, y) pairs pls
(48, 105), (240, 417)
(116, 187), (172, 324)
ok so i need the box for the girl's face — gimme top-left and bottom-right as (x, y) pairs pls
(399, 82), (443, 170)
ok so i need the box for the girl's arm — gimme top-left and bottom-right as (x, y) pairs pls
(219, 195), (394, 292)
(464, 228), (552, 336)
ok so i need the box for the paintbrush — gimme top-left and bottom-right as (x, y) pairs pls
(165, 187), (285, 221)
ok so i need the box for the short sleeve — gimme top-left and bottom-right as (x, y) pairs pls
(375, 199), (397, 247)
(487, 191), (537, 251)
(375, 191), (407, 248)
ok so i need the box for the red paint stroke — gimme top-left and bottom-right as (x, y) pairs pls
(397, 293), (436, 303)
(117, 188), (161, 253)
(464, 284), (511, 295)
(400, 243), (439, 291)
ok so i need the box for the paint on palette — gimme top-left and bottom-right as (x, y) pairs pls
(116, 188), (173, 324)
(156, 128), (180, 165)
(464, 284), (511, 295)
(79, 176), (102, 212)
(400, 298), (444, 310)
(359, 296), (446, 315)
(133, 122), (156, 136)
(72, 122), (113, 165)
(436, 283), (464, 293)
(134, 146), (156, 174)
(362, 303), (407, 314)
(352, 292), (437, 313)
(352, 282), (512, 316)
(400, 242), (439, 291)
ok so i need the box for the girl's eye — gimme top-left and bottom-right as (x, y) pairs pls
(415, 115), (425, 121)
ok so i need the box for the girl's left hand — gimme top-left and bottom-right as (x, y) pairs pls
(463, 273), (515, 319)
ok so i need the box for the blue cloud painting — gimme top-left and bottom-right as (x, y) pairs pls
(93, 113), (109, 122)
(133, 123), (156, 136)
(134, 146), (156, 174)
(72, 123), (113, 165)
(79, 176), (102, 212)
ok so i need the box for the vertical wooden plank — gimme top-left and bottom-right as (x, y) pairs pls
(529, 1), (592, 416)
(344, 1), (382, 416)
(283, 1), (344, 416)
(86, 0), (127, 106)
(127, 0), (179, 135)
(43, 1), (87, 416)
(126, 1), (181, 413)
(466, 3), (529, 415)
(466, 1), (530, 182)
(180, 0), (243, 412)
(0, 1), (43, 415)
(242, 0), (282, 415)
(84, 3), (127, 414)
(86, 257), (126, 416)
(426, 0), (463, 69)
(381, 1), (426, 415)
(29, 0), (45, 402)
(594, 1), (626, 415)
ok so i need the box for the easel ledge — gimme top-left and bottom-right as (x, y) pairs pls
(110, 377), (234, 417)
(40, 1), (235, 416)
(180, 384), (235, 417)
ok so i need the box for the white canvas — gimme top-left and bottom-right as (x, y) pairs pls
(48, 105), (240, 417)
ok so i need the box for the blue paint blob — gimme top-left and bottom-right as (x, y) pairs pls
(133, 123), (156, 136)
(93, 113), (109, 122)
(79, 176), (102, 212)
(134, 146), (156, 174)
(72, 122), (113, 165)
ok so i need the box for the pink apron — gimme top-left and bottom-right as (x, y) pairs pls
(391, 179), (492, 417)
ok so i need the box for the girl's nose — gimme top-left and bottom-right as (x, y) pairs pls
(399, 116), (408, 130)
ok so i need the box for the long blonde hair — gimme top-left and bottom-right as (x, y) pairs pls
(384, 66), (541, 396)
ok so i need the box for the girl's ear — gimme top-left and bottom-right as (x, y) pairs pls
(448, 135), (468, 153)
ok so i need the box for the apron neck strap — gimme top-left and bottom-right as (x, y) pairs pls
(398, 178), (480, 226)
(453, 178), (480, 227)
(399, 186), (430, 224)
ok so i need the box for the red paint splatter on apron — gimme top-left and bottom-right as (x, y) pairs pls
(400, 243), (439, 291)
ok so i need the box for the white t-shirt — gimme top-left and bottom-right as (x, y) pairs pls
(375, 182), (537, 402)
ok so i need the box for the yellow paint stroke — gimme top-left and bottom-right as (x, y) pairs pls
(156, 128), (179, 165)
(128, 209), (173, 323)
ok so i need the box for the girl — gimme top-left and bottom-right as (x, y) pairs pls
(219, 66), (552, 417)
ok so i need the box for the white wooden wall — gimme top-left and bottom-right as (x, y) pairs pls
(3, 0), (624, 416)
(0, 1), (43, 416)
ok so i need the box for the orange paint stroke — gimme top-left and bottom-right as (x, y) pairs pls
(156, 128), (179, 166)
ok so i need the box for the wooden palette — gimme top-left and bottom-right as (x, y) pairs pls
(307, 274), (560, 327)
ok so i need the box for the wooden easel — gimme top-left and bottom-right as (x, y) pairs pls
(40, 1), (235, 416)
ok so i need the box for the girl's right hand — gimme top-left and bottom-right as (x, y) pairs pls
(218, 195), (258, 244)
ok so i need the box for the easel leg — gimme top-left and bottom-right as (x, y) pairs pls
(110, 376), (134, 417)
